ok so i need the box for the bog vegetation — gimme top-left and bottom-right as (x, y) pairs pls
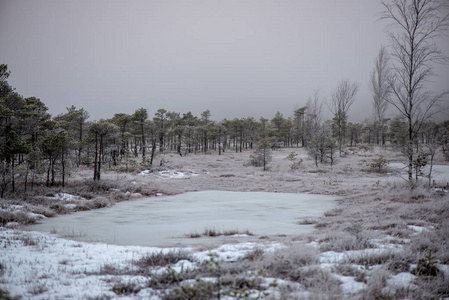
(1, 62), (448, 199)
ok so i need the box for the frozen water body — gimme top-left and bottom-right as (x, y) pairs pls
(30, 191), (338, 247)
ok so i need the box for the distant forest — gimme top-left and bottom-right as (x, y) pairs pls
(1, 64), (448, 198)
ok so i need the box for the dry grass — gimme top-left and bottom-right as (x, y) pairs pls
(2, 146), (449, 299)
(259, 244), (320, 278)
(135, 249), (194, 269)
(199, 227), (254, 237)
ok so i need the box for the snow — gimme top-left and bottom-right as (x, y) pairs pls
(1, 226), (422, 299)
(336, 275), (366, 294)
(0, 228), (157, 299)
(140, 170), (200, 179)
(407, 225), (431, 233)
(383, 272), (417, 294)
(1, 148), (448, 298)
(48, 193), (87, 202)
(0, 228), (278, 299)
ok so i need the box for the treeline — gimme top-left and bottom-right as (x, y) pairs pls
(1, 64), (448, 198)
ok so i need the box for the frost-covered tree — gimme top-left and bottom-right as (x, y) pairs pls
(370, 46), (391, 145)
(250, 137), (272, 171)
(327, 80), (359, 156)
(381, 0), (449, 186)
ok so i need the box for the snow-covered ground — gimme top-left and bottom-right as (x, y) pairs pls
(389, 163), (449, 186)
(0, 227), (424, 299)
(1, 147), (448, 299)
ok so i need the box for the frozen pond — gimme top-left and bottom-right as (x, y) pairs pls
(30, 191), (339, 247)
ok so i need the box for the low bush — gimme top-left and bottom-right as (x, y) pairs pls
(112, 280), (142, 295)
(200, 227), (253, 237)
(31, 205), (56, 218)
(0, 210), (36, 226)
(167, 278), (215, 300)
(319, 231), (372, 252)
(335, 264), (367, 283)
(366, 155), (389, 172)
(135, 249), (193, 269)
(260, 244), (319, 278)
(343, 250), (399, 266)
(289, 267), (342, 297)
(0, 288), (21, 300)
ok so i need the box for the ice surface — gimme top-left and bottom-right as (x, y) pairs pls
(30, 191), (338, 247)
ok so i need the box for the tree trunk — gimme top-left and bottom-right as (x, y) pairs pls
(46, 156), (51, 187)
(97, 135), (103, 181)
(51, 157), (56, 186)
(150, 139), (156, 166)
(93, 133), (98, 181)
(11, 158), (15, 193)
(62, 151), (65, 187)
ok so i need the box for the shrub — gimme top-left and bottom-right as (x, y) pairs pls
(169, 278), (215, 300)
(31, 205), (56, 218)
(334, 264), (366, 282)
(411, 249), (439, 276)
(203, 227), (220, 237)
(148, 265), (196, 290)
(112, 280), (142, 295)
(0, 210), (36, 225)
(367, 155), (388, 172)
(135, 249), (193, 268)
(320, 231), (372, 252)
(344, 250), (398, 266)
(0, 288), (21, 300)
(261, 244), (319, 278)
(244, 248), (264, 262)
(200, 228), (253, 237)
(290, 159), (303, 170)
(286, 152), (298, 161)
(28, 283), (48, 295)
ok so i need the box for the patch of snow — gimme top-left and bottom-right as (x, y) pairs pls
(437, 264), (449, 277)
(407, 225), (430, 233)
(0, 229), (162, 299)
(383, 272), (417, 294)
(5, 222), (19, 229)
(320, 251), (346, 263)
(124, 191), (142, 198)
(64, 204), (77, 209)
(156, 170), (199, 179)
(28, 212), (47, 220)
(156, 193), (164, 196)
(8, 205), (24, 211)
(320, 248), (399, 264)
(49, 193), (86, 202)
(336, 275), (366, 294)
(171, 260), (196, 273)
(1, 205), (24, 213)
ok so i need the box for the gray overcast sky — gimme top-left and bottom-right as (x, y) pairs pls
(1, 0), (448, 122)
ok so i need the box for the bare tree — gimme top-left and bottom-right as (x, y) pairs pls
(327, 79), (359, 156)
(380, 0), (449, 186)
(370, 46), (391, 144)
(304, 91), (323, 146)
